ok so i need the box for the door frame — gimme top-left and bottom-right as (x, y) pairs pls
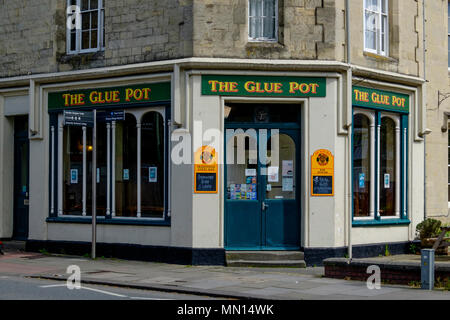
(223, 101), (303, 250)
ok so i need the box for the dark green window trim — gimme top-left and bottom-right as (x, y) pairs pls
(351, 106), (409, 226)
(46, 216), (171, 227)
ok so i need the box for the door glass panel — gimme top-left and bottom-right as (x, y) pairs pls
(115, 113), (137, 217)
(141, 112), (165, 218)
(353, 114), (371, 217)
(226, 131), (258, 200)
(380, 117), (396, 217)
(265, 133), (296, 200)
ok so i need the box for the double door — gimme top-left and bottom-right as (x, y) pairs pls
(225, 127), (300, 249)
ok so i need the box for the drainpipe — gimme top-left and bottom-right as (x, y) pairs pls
(422, 0), (427, 222)
(345, 0), (353, 261)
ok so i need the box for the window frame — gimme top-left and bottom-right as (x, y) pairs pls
(363, 0), (389, 56)
(66, 0), (105, 55)
(352, 107), (409, 226)
(248, 0), (278, 42)
(49, 105), (170, 224)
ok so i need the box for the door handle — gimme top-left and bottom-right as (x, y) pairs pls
(262, 201), (269, 211)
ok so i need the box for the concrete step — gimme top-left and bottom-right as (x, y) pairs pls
(227, 259), (306, 268)
(226, 251), (304, 261)
(226, 251), (306, 268)
(0, 240), (26, 252)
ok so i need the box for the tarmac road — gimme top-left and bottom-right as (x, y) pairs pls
(0, 275), (219, 300)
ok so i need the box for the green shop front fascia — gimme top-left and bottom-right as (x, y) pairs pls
(351, 85), (410, 227)
(202, 75), (326, 98)
(48, 82), (171, 111)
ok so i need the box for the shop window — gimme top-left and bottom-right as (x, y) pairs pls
(248, 0), (278, 42)
(67, 0), (105, 54)
(54, 107), (167, 221)
(352, 109), (406, 222)
(364, 0), (388, 56)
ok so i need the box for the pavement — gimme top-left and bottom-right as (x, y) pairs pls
(1, 247), (450, 300)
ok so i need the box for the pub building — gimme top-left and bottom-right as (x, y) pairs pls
(0, 60), (424, 266)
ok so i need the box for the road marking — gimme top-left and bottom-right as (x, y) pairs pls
(130, 296), (172, 300)
(80, 286), (127, 298)
(40, 284), (67, 288)
(40, 283), (127, 298)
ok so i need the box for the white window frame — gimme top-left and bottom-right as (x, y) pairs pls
(66, 0), (105, 54)
(363, 0), (389, 56)
(56, 107), (166, 221)
(248, 0), (278, 42)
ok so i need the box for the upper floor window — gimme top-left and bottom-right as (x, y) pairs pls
(248, 0), (277, 42)
(364, 0), (388, 56)
(67, 0), (105, 54)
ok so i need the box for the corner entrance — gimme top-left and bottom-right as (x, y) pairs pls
(13, 116), (29, 240)
(224, 103), (301, 250)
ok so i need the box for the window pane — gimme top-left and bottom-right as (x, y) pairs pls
(263, 17), (275, 39)
(353, 114), (371, 217)
(91, 29), (98, 49)
(365, 30), (376, 50)
(381, 0), (387, 14)
(141, 112), (165, 218)
(90, 0), (98, 9)
(226, 133), (258, 201)
(265, 134), (296, 200)
(379, 117), (396, 217)
(91, 12), (98, 29)
(81, 31), (90, 49)
(263, 0), (275, 17)
(63, 126), (84, 215)
(81, 0), (89, 11)
(115, 114), (137, 217)
(70, 30), (76, 51)
(82, 12), (90, 30)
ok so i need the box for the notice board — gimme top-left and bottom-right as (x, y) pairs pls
(194, 146), (218, 194)
(311, 149), (334, 196)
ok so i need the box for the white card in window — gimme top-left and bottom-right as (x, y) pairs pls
(245, 168), (257, 176)
(384, 173), (390, 188)
(123, 169), (129, 181)
(97, 168), (100, 183)
(149, 167), (157, 182)
(267, 166), (279, 182)
(70, 169), (78, 184)
(282, 160), (294, 177)
(282, 177), (294, 192)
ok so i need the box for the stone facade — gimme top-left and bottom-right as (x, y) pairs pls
(0, 0), (449, 225)
(0, 0), (194, 77)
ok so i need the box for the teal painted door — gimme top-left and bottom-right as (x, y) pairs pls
(225, 127), (300, 250)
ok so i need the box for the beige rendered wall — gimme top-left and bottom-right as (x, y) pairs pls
(424, 0), (450, 224)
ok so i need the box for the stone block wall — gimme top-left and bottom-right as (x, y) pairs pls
(0, 0), (194, 77)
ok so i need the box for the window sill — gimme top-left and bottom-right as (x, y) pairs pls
(352, 218), (410, 227)
(363, 51), (398, 64)
(246, 41), (284, 49)
(59, 50), (105, 64)
(46, 216), (170, 227)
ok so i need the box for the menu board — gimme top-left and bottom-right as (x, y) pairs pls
(194, 146), (218, 194)
(312, 176), (333, 195)
(195, 173), (217, 193)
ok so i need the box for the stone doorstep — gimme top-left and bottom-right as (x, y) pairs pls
(0, 240), (26, 252)
(226, 260), (306, 268)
